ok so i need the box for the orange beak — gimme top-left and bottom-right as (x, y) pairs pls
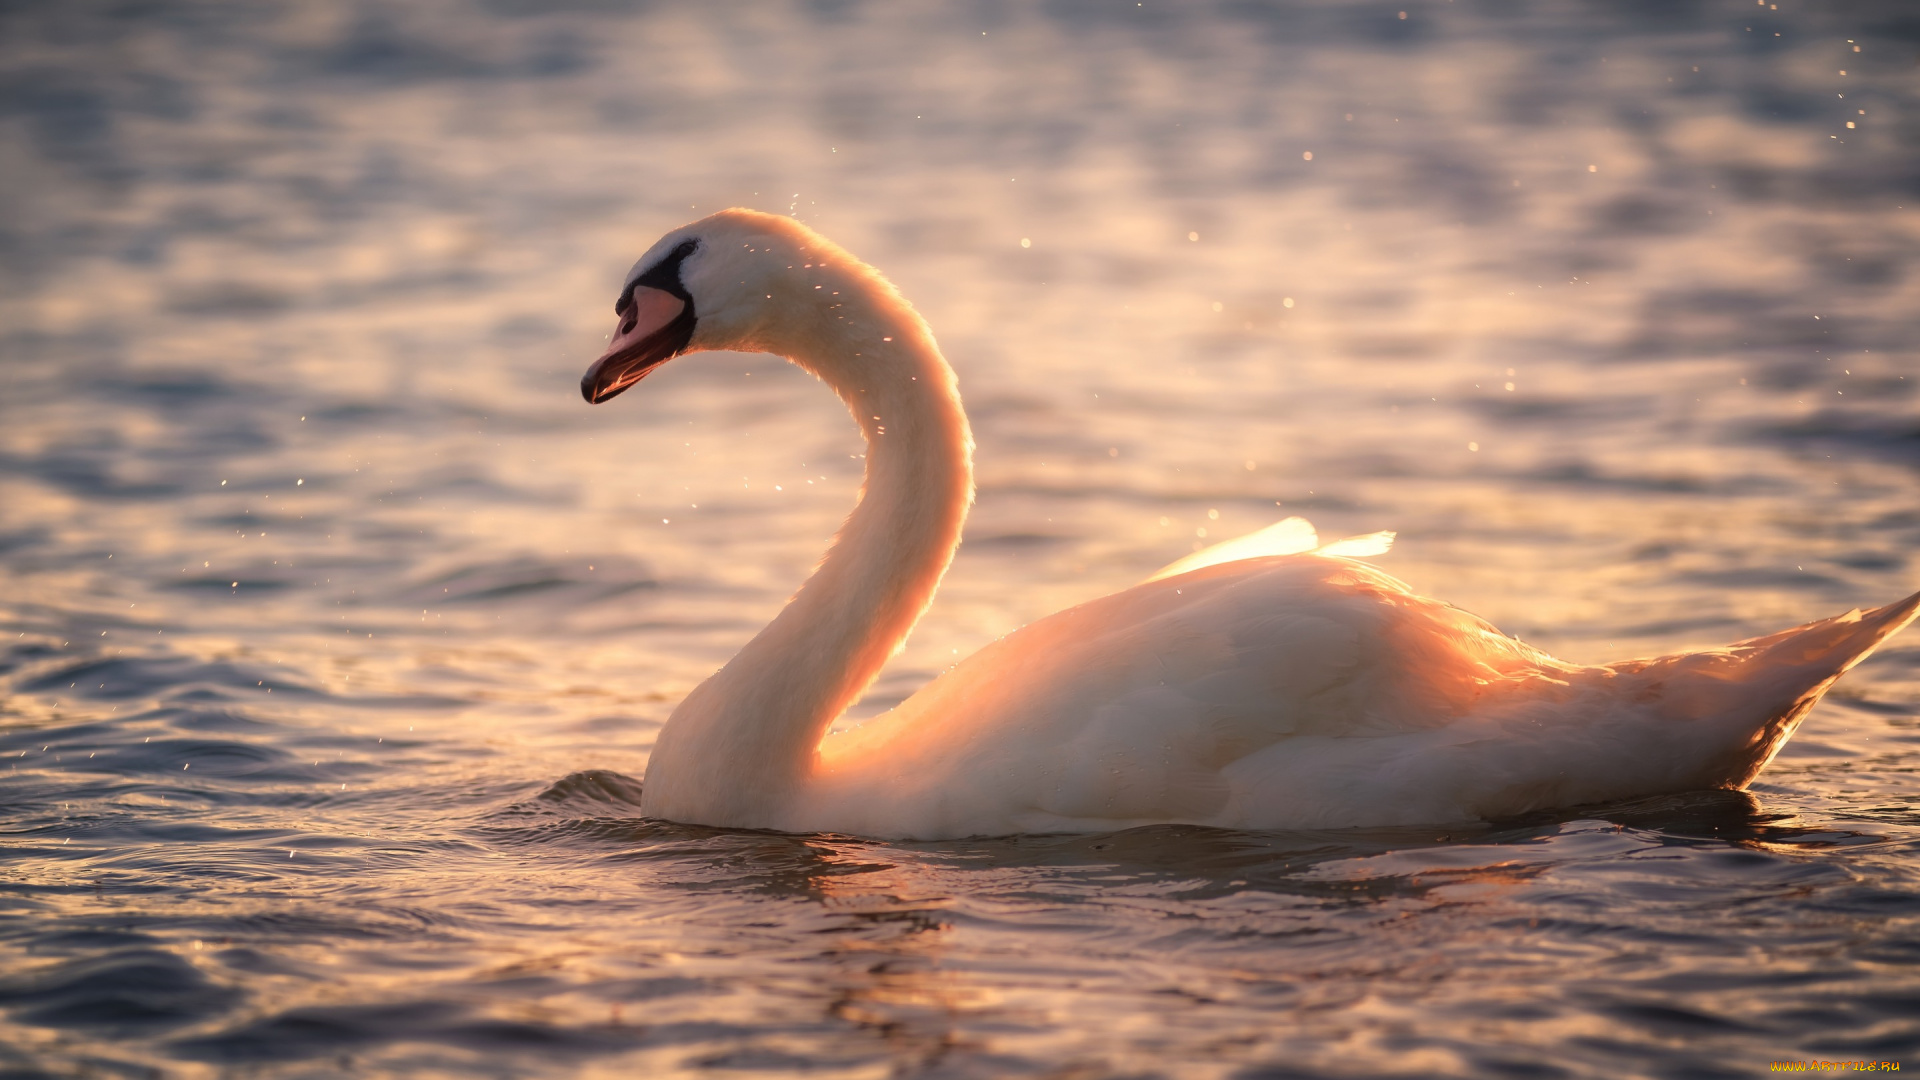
(581, 285), (694, 403)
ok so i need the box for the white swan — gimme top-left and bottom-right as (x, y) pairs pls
(581, 208), (1919, 839)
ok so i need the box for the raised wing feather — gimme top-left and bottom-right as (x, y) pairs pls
(1145, 517), (1318, 582)
(1146, 518), (1395, 583)
(1316, 530), (1395, 557)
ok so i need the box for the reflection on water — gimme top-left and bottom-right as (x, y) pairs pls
(2, 0), (1918, 1075)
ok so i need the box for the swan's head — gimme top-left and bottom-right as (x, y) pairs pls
(583, 208), (872, 403)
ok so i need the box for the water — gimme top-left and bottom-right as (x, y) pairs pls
(2, 1), (1918, 1075)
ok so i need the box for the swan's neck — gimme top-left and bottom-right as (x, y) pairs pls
(641, 309), (973, 827)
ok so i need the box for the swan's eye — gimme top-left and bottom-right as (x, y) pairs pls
(619, 239), (701, 315)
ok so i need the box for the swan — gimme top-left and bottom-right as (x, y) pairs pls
(581, 208), (1919, 839)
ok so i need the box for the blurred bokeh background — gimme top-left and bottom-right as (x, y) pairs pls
(2, 2), (1917, 1076)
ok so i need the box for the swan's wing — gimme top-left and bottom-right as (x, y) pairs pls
(1315, 530), (1395, 558)
(1145, 516), (1318, 582)
(819, 556), (1563, 835)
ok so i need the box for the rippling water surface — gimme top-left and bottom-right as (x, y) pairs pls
(3, 2), (1919, 1075)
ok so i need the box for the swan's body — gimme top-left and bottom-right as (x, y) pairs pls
(583, 209), (1919, 839)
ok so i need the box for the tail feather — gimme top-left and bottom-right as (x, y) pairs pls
(1729, 589), (1920, 674)
(1607, 589), (1920, 788)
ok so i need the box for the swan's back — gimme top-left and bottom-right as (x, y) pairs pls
(807, 555), (1572, 835)
(800, 556), (1919, 838)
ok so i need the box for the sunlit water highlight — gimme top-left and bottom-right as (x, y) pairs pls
(2, 2), (1918, 1075)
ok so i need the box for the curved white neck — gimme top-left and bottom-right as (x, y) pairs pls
(640, 308), (973, 827)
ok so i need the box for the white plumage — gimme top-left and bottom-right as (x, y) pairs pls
(581, 208), (1919, 840)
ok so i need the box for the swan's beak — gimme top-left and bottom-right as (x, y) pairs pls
(582, 285), (696, 403)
